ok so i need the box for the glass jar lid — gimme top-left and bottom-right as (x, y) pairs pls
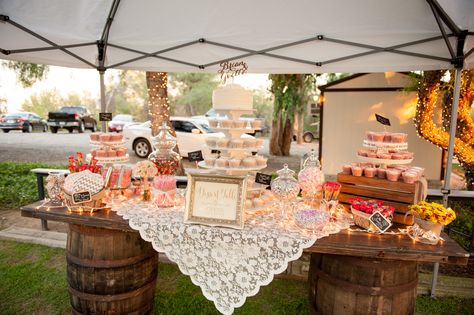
(151, 122), (177, 151)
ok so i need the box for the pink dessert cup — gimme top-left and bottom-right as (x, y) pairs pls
(383, 132), (392, 143)
(376, 168), (387, 179)
(364, 167), (376, 177)
(386, 170), (401, 182)
(372, 132), (385, 142)
(351, 166), (363, 177)
(342, 165), (352, 174)
(402, 171), (417, 184)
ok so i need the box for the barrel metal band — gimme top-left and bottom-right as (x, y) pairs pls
(315, 268), (418, 296)
(68, 278), (157, 302)
(71, 299), (152, 315)
(66, 251), (157, 268)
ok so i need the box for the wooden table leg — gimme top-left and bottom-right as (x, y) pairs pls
(308, 253), (417, 315)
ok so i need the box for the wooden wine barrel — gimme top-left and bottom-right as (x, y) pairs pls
(66, 224), (158, 315)
(309, 254), (418, 315)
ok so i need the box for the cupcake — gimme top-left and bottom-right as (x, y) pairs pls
(342, 165), (352, 174)
(366, 151), (377, 158)
(372, 132), (385, 142)
(357, 149), (368, 157)
(107, 150), (117, 157)
(377, 152), (392, 160)
(242, 157), (257, 168)
(243, 138), (257, 148)
(216, 138), (230, 148)
(391, 152), (404, 160)
(110, 133), (122, 142)
(90, 132), (101, 141)
(99, 134), (111, 142)
(208, 119), (218, 128)
(216, 158), (228, 168)
(116, 148), (127, 157)
(351, 166), (363, 177)
(366, 131), (375, 141)
(391, 133), (407, 143)
(205, 137), (218, 148)
(204, 157), (216, 167)
(383, 132), (392, 143)
(229, 139), (244, 148)
(402, 171), (417, 184)
(255, 139), (264, 148)
(255, 155), (268, 166)
(233, 120), (246, 129)
(364, 167), (376, 177)
(221, 120), (233, 128)
(96, 149), (107, 157)
(228, 159), (241, 168)
(386, 169), (401, 182)
(376, 168), (387, 179)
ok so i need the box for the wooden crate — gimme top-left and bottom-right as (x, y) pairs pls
(337, 173), (424, 225)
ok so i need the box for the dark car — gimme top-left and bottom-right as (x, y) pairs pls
(0, 112), (48, 133)
(108, 114), (137, 132)
(48, 106), (98, 133)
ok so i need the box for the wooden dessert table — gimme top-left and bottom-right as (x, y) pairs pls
(21, 201), (469, 315)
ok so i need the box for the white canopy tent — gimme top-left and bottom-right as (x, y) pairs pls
(1, 0), (473, 296)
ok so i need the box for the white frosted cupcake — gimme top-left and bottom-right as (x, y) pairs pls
(233, 120), (246, 129)
(221, 120), (233, 128)
(243, 138), (257, 148)
(216, 138), (230, 148)
(216, 158), (229, 168)
(228, 158), (242, 168)
(204, 157), (216, 167)
(255, 139), (264, 148)
(255, 155), (267, 166)
(229, 139), (244, 148)
(242, 157), (257, 168)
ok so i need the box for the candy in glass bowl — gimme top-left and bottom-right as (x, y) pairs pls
(293, 208), (330, 231)
(298, 149), (325, 207)
(270, 164), (299, 220)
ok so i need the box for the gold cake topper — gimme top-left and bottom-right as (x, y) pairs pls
(218, 61), (248, 84)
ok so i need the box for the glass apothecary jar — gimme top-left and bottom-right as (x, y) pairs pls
(148, 122), (181, 176)
(270, 164), (299, 220)
(298, 149), (324, 208)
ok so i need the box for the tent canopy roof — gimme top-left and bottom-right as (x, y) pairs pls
(1, 0), (473, 73)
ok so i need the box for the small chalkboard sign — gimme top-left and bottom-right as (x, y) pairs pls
(72, 191), (92, 204)
(369, 211), (392, 233)
(188, 150), (204, 162)
(375, 114), (391, 126)
(255, 172), (272, 186)
(99, 112), (113, 122)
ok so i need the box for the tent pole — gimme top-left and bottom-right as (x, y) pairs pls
(430, 67), (462, 298)
(99, 70), (107, 132)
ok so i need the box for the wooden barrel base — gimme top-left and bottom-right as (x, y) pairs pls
(67, 224), (158, 315)
(309, 254), (417, 315)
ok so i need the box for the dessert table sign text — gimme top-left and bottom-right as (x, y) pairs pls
(184, 173), (247, 229)
(218, 61), (248, 84)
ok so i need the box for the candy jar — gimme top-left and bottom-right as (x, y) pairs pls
(270, 164), (299, 220)
(46, 171), (65, 204)
(298, 149), (324, 208)
(148, 122), (181, 176)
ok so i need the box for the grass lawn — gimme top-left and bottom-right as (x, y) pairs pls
(0, 240), (473, 315)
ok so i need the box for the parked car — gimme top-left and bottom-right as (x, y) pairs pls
(47, 106), (98, 133)
(108, 114), (138, 132)
(192, 108), (266, 135)
(123, 117), (254, 158)
(0, 112), (48, 133)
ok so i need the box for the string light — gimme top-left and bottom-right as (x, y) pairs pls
(146, 72), (173, 136)
(414, 70), (474, 166)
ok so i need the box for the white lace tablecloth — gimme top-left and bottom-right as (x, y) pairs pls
(111, 200), (351, 314)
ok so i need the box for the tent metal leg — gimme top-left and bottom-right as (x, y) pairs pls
(99, 70), (107, 132)
(431, 67), (463, 298)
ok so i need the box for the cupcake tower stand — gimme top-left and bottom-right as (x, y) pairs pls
(358, 139), (413, 167)
(198, 109), (272, 212)
(90, 139), (130, 165)
(198, 109), (266, 176)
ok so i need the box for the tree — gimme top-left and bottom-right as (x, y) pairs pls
(168, 73), (219, 116)
(268, 74), (315, 155)
(3, 61), (48, 88)
(21, 90), (62, 117)
(415, 70), (474, 190)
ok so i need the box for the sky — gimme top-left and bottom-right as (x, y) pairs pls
(0, 65), (271, 113)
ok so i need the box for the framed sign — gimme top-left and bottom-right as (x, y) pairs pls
(184, 173), (247, 229)
(188, 150), (204, 162)
(99, 112), (113, 121)
(72, 191), (92, 204)
(375, 114), (391, 126)
(369, 211), (392, 233)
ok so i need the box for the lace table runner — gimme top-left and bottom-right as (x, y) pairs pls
(112, 200), (351, 314)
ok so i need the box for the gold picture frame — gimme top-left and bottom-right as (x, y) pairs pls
(184, 173), (247, 229)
